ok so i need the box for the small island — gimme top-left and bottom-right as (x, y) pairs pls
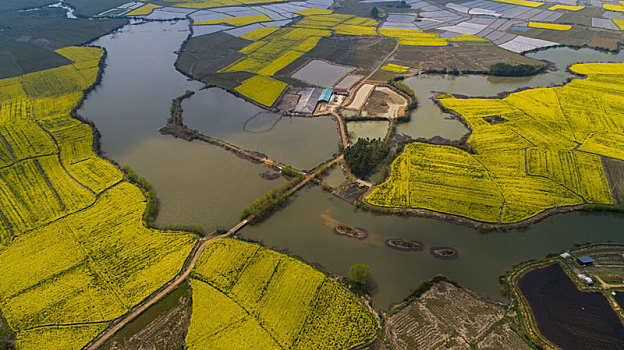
(385, 239), (422, 251)
(334, 224), (368, 240)
(430, 247), (459, 260)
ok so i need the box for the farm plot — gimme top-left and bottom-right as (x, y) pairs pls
(234, 75), (287, 106)
(528, 22), (571, 30)
(367, 143), (505, 223)
(220, 27), (333, 76)
(367, 62), (624, 224)
(124, 3), (162, 16)
(186, 239), (378, 350)
(382, 280), (530, 350)
(518, 264), (624, 349)
(379, 28), (448, 46)
(166, 0), (288, 9)
(195, 14), (272, 26)
(381, 64), (410, 73)
(0, 46), (197, 349)
(217, 12), (381, 104)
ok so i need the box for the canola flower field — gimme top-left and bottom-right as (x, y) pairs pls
(367, 62), (624, 224)
(125, 3), (162, 16)
(195, 14), (272, 27)
(186, 239), (378, 349)
(220, 12), (381, 106)
(492, 0), (544, 7)
(164, 0), (288, 9)
(528, 22), (571, 30)
(0, 47), (197, 349)
(381, 64), (410, 73)
(235, 75), (288, 107)
(548, 4), (584, 10)
(223, 11), (493, 105)
(603, 3), (624, 12)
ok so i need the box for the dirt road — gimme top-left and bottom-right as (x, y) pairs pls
(331, 111), (349, 149)
(85, 219), (248, 349)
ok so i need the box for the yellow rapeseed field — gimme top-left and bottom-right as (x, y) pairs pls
(234, 75), (287, 106)
(614, 19), (624, 30)
(492, 0), (544, 7)
(240, 27), (279, 41)
(367, 62), (624, 223)
(16, 324), (110, 350)
(381, 64), (410, 73)
(447, 34), (489, 42)
(548, 4), (584, 10)
(379, 28), (449, 46)
(0, 46), (197, 349)
(169, 0), (287, 8)
(528, 22), (572, 30)
(295, 8), (333, 16)
(124, 3), (162, 16)
(604, 3), (624, 12)
(195, 14), (272, 26)
(186, 239), (378, 349)
(220, 27), (331, 76)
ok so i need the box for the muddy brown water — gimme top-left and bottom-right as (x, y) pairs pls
(77, 21), (281, 230)
(241, 187), (624, 310)
(77, 20), (624, 310)
(180, 88), (340, 170)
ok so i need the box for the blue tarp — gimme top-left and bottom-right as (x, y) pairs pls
(318, 88), (333, 102)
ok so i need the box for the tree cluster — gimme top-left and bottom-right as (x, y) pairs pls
(344, 138), (388, 178)
(241, 175), (303, 223)
(122, 166), (159, 225)
(489, 63), (546, 77)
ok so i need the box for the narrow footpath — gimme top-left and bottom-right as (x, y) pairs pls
(85, 219), (248, 349)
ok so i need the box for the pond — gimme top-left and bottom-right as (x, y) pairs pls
(181, 87), (340, 170)
(78, 20), (281, 230)
(346, 121), (389, 141)
(291, 59), (353, 87)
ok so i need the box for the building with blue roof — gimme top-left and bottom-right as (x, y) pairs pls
(318, 88), (333, 103)
(576, 256), (594, 266)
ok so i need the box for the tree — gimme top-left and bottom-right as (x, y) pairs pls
(343, 137), (388, 178)
(370, 7), (379, 18)
(489, 63), (545, 77)
(349, 264), (371, 285)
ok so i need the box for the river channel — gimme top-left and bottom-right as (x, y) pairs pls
(78, 20), (624, 310)
(78, 21), (282, 230)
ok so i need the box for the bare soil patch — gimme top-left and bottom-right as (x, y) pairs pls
(390, 42), (540, 73)
(101, 283), (192, 350)
(362, 87), (407, 119)
(603, 157), (624, 205)
(382, 280), (527, 350)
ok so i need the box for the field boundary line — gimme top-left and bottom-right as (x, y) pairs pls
(84, 219), (248, 349)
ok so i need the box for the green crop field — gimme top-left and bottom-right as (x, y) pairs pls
(0, 46), (197, 349)
(187, 239), (378, 349)
(367, 62), (624, 224)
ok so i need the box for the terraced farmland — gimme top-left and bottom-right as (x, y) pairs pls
(367, 62), (624, 224)
(0, 47), (196, 349)
(186, 239), (378, 349)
